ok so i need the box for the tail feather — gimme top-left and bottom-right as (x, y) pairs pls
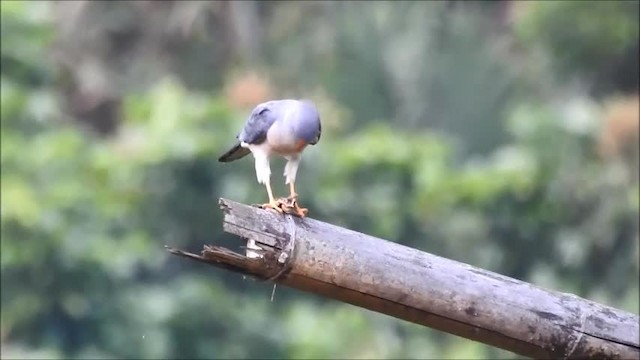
(218, 143), (251, 162)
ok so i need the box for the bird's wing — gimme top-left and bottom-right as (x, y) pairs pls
(217, 142), (250, 162)
(218, 101), (280, 163)
(238, 103), (278, 145)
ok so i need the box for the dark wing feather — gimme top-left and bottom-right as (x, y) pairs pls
(238, 105), (276, 145)
(218, 143), (251, 162)
(218, 102), (277, 162)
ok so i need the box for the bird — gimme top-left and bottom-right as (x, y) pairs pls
(218, 99), (321, 217)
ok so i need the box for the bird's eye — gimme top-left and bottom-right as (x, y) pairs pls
(258, 108), (269, 115)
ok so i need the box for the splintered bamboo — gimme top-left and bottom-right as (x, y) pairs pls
(167, 198), (640, 359)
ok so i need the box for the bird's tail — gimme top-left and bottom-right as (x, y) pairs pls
(218, 143), (251, 162)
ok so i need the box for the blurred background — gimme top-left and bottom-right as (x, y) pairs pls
(1, 1), (639, 359)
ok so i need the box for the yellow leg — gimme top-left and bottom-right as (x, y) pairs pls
(288, 182), (298, 199)
(261, 181), (283, 213)
(267, 181), (276, 203)
(285, 181), (308, 218)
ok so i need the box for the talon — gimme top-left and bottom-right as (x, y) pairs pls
(274, 197), (292, 209)
(260, 201), (284, 214)
(270, 196), (308, 217)
(289, 199), (309, 218)
(295, 206), (309, 218)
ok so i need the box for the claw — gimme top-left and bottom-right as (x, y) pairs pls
(294, 205), (308, 218)
(260, 201), (284, 214)
(276, 196), (309, 218)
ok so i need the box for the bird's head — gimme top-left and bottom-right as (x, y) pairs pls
(292, 100), (321, 145)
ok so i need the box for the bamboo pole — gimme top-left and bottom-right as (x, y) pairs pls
(166, 198), (640, 359)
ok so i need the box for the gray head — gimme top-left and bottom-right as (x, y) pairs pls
(291, 99), (321, 145)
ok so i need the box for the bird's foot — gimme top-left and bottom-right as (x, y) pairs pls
(293, 204), (309, 218)
(277, 196), (308, 218)
(259, 201), (285, 214)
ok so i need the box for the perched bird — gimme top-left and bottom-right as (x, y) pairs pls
(218, 99), (321, 217)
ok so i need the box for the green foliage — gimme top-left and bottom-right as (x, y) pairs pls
(517, 1), (638, 64)
(2, 1), (638, 359)
(515, 1), (640, 94)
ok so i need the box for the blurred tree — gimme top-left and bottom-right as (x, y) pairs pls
(513, 0), (640, 97)
(261, 1), (522, 156)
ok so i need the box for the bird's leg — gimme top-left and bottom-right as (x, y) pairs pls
(288, 181), (298, 200)
(253, 152), (283, 213)
(286, 181), (308, 217)
(283, 156), (300, 202)
(260, 181), (283, 213)
(280, 156), (308, 217)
